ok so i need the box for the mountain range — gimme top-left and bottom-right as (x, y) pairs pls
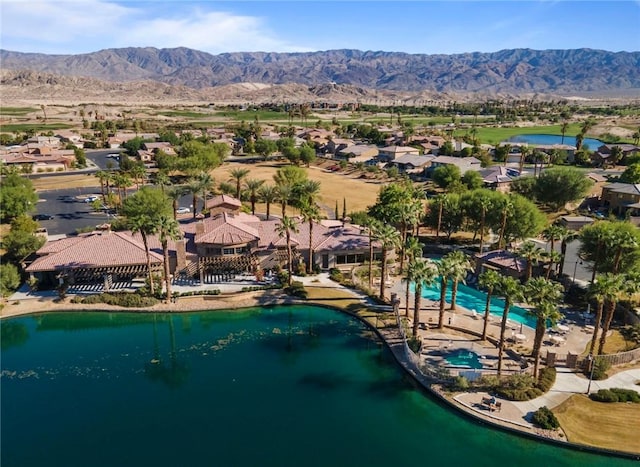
(2, 47), (640, 100)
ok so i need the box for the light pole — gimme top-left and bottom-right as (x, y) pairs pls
(572, 259), (583, 284)
(586, 354), (595, 394)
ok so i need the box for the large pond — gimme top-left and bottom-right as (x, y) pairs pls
(1, 306), (634, 467)
(505, 134), (604, 150)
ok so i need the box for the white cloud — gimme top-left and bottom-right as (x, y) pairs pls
(0, 0), (306, 54)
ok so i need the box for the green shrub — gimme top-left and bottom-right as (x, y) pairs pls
(591, 388), (640, 403)
(408, 336), (421, 353)
(532, 406), (560, 430)
(79, 292), (158, 307)
(590, 389), (619, 403)
(329, 268), (344, 282)
(591, 357), (610, 380)
(285, 281), (307, 299)
(451, 375), (470, 391)
(537, 367), (557, 392)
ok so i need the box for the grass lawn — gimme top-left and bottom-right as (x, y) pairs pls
(0, 106), (39, 116)
(305, 286), (365, 311)
(0, 122), (74, 132)
(215, 160), (383, 215)
(32, 174), (100, 191)
(554, 394), (640, 454)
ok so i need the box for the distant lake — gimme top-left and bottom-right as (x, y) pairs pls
(505, 134), (604, 150)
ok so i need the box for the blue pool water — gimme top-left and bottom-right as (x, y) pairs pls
(445, 349), (483, 369)
(505, 134), (603, 151)
(419, 279), (535, 328)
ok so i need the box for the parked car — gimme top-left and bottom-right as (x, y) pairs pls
(33, 213), (54, 221)
(83, 195), (99, 203)
(176, 207), (191, 214)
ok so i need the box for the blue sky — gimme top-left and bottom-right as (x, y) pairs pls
(1, 1), (639, 55)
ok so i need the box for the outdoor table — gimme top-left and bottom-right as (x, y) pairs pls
(556, 324), (570, 333)
(514, 333), (526, 342)
(550, 335), (565, 345)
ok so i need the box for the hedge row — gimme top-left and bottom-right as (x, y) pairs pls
(73, 292), (158, 307)
(590, 388), (640, 403)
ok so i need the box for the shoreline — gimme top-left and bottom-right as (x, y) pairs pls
(2, 288), (639, 461)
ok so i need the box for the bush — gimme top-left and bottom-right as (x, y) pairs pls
(285, 280), (307, 299)
(591, 388), (640, 403)
(590, 357), (611, 381)
(451, 375), (470, 391)
(79, 292), (158, 307)
(537, 367), (556, 392)
(408, 336), (421, 353)
(495, 369), (556, 401)
(532, 406), (560, 430)
(329, 268), (344, 282)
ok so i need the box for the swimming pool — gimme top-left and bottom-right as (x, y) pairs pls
(418, 278), (535, 328)
(445, 349), (483, 369)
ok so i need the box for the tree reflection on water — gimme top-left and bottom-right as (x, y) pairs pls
(144, 315), (189, 388)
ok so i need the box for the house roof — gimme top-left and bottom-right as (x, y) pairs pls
(478, 166), (519, 183)
(476, 249), (525, 274)
(391, 154), (435, 167)
(26, 231), (163, 272)
(205, 194), (242, 210)
(603, 182), (640, 196)
(195, 212), (260, 245)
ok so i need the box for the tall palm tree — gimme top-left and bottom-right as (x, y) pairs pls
(516, 240), (544, 280)
(130, 165), (147, 191)
(478, 194), (492, 254)
(411, 259), (437, 338)
(445, 250), (473, 311)
(157, 214), (181, 302)
(497, 198), (513, 250)
(494, 276), (524, 376)
(364, 218), (381, 290)
(597, 273), (625, 355)
(276, 183), (293, 217)
(197, 171), (215, 210)
(610, 230), (638, 274)
(155, 170), (171, 195)
(478, 269), (501, 340)
(186, 178), (202, 219)
(436, 256), (455, 328)
(128, 214), (157, 295)
(524, 277), (564, 378)
(94, 170), (108, 199)
(587, 273), (622, 356)
(375, 224), (400, 300)
(244, 178), (265, 215)
(560, 121), (569, 145)
(542, 223), (564, 255)
(229, 168), (250, 199)
(403, 236), (424, 316)
(518, 145), (530, 177)
(258, 184), (278, 220)
(167, 186), (186, 220)
(276, 216), (299, 286)
(542, 250), (562, 279)
(300, 201), (322, 274)
(434, 194), (447, 243)
(397, 199), (422, 273)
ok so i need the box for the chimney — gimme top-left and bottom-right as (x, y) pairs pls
(176, 239), (187, 271)
(195, 220), (205, 236)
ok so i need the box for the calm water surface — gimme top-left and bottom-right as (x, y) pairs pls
(1, 306), (633, 467)
(505, 134), (604, 150)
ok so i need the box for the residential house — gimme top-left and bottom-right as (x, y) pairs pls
(600, 182), (640, 216)
(387, 154), (435, 174)
(478, 166), (520, 192)
(377, 145), (419, 162)
(335, 145), (379, 163)
(593, 144), (640, 167)
(205, 195), (243, 216)
(425, 156), (481, 176)
(557, 216), (595, 231)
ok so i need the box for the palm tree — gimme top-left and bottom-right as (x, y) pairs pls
(167, 186), (186, 220)
(397, 199), (422, 273)
(494, 276), (524, 375)
(597, 273), (625, 355)
(445, 250), (473, 311)
(186, 178), (202, 219)
(229, 168), (250, 199)
(258, 184), (278, 220)
(403, 236), (424, 316)
(155, 170), (171, 195)
(130, 165), (147, 191)
(276, 216), (299, 286)
(518, 145), (530, 177)
(524, 277), (564, 378)
(436, 256), (455, 328)
(560, 121), (569, 145)
(587, 273), (622, 356)
(276, 183), (293, 217)
(197, 171), (215, 210)
(542, 224), (564, 256)
(375, 224), (400, 300)
(478, 269), (501, 340)
(542, 250), (562, 279)
(478, 194), (492, 254)
(434, 194), (447, 243)
(411, 259), (437, 338)
(517, 240), (544, 280)
(364, 218), (381, 290)
(95, 170), (109, 199)
(300, 201), (322, 274)
(497, 198), (513, 250)
(128, 214), (157, 295)
(244, 178), (265, 215)
(610, 230), (638, 274)
(157, 214), (181, 302)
